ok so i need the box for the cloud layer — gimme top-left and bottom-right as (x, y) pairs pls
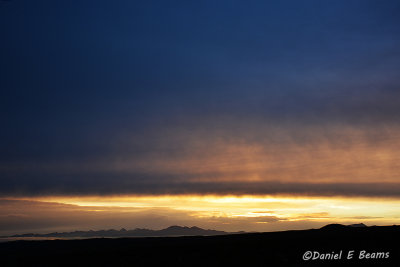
(1, 123), (399, 197)
(0, 0), (400, 198)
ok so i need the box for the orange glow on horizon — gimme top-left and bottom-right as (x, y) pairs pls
(8, 194), (400, 225)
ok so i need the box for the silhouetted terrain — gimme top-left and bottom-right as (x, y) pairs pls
(6, 225), (228, 238)
(1, 224), (399, 267)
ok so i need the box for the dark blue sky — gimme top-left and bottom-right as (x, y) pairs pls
(1, 0), (400, 196)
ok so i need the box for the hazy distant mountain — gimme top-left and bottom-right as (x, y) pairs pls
(7, 223), (373, 239)
(8, 226), (229, 238)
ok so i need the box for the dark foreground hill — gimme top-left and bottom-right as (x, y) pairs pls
(1, 225), (399, 267)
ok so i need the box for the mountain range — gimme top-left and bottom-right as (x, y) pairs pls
(7, 226), (230, 238)
(5, 223), (370, 239)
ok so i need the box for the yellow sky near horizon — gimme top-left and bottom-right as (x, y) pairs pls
(1, 194), (399, 235)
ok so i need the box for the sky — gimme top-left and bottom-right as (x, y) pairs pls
(1, 0), (400, 235)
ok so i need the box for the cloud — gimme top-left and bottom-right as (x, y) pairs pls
(295, 212), (331, 219)
(1, 122), (400, 198)
(345, 216), (384, 220)
(2, 180), (400, 198)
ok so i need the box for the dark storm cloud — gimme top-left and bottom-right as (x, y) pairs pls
(1, 0), (400, 197)
(1, 171), (400, 197)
